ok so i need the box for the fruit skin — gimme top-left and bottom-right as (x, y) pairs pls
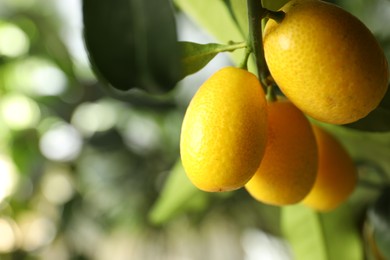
(180, 67), (268, 192)
(263, 0), (389, 125)
(302, 125), (357, 211)
(245, 98), (318, 205)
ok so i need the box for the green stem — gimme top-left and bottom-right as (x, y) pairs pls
(239, 45), (252, 70)
(266, 84), (277, 102)
(247, 0), (269, 91)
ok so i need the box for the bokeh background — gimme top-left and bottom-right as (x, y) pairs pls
(0, 0), (390, 259)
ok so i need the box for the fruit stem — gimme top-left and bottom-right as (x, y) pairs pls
(246, 0), (270, 91)
(239, 44), (252, 70)
(266, 84), (277, 102)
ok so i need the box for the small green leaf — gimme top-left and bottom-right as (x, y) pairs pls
(83, 0), (181, 93)
(368, 186), (390, 259)
(148, 159), (208, 225)
(174, 0), (245, 66)
(180, 41), (247, 78)
(282, 204), (363, 260)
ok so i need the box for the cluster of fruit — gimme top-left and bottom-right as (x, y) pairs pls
(180, 0), (389, 211)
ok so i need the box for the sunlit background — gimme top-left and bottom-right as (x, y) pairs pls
(0, 0), (390, 259)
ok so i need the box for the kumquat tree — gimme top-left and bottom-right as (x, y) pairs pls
(0, 0), (390, 259)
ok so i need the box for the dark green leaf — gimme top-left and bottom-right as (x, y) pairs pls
(83, 0), (181, 93)
(180, 41), (246, 78)
(368, 186), (390, 259)
(344, 106), (390, 132)
(344, 89), (390, 132)
(282, 204), (363, 260)
(379, 88), (390, 110)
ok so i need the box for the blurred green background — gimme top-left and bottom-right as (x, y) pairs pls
(0, 0), (390, 259)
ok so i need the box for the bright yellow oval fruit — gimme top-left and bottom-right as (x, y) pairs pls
(302, 125), (357, 211)
(180, 67), (268, 192)
(245, 98), (318, 205)
(263, 0), (389, 125)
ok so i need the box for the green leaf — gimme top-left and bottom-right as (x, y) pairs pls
(148, 159), (208, 225)
(180, 41), (247, 77)
(344, 89), (390, 132)
(225, 0), (248, 38)
(320, 125), (390, 196)
(83, 0), (181, 93)
(262, 0), (289, 11)
(174, 0), (246, 66)
(379, 88), (390, 110)
(368, 186), (390, 259)
(282, 204), (363, 260)
(345, 106), (390, 132)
